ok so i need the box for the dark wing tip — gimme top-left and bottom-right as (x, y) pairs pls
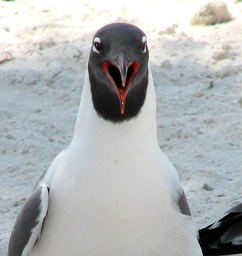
(199, 203), (242, 255)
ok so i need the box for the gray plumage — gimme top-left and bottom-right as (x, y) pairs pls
(8, 186), (49, 256)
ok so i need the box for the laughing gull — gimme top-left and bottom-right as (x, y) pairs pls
(8, 23), (242, 256)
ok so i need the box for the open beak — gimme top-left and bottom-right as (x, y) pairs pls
(102, 53), (140, 114)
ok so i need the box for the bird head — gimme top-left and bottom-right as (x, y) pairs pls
(88, 23), (149, 122)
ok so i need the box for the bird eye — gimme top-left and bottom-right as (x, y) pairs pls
(93, 37), (103, 53)
(141, 36), (147, 53)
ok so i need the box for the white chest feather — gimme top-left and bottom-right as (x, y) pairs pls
(30, 68), (202, 255)
(31, 133), (201, 256)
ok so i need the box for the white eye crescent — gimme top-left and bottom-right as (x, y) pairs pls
(92, 37), (103, 53)
(142, 35), (147, 53)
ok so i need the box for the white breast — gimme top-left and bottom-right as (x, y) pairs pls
(30, 67), (202, 256)
(30, 132), (201, 256)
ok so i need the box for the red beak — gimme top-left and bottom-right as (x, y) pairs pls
(102, 54), (140, 114)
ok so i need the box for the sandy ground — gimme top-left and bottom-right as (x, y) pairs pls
(0, 0), (241, 255)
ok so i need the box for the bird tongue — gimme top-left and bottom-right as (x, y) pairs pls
(102, 61), (140, 114)
(118, 89), (126, 114)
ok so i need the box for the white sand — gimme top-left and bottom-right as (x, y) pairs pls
(0, 0), (241, 255)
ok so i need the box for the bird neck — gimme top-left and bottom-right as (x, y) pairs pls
(73, 66), (158, 145)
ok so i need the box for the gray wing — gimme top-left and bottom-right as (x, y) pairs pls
(178, 190), (191, 216)
(8, 185), (49, 256)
